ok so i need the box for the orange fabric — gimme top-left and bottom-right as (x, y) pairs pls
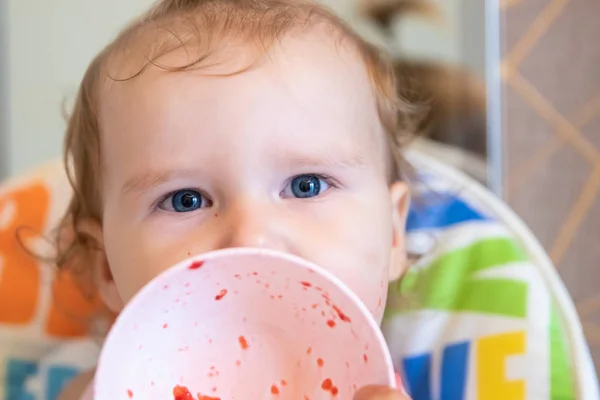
(0, 180), (107, 338)
(0, 182), (48, 325)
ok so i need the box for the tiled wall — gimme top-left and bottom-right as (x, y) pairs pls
(501, 0), (600, 371)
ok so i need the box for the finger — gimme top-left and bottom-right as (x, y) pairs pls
(353, 385), (411, 400)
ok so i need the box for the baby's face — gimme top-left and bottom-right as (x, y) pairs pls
(91, 33), (409, 322)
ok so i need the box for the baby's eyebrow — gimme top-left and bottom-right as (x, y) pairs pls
(280, 151), (369, 170)
(121, 169), (197, 196)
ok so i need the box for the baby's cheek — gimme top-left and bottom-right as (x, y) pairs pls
(331, 254), (389, 323)
(349, 277), (388, 324)
(358, 276), (388, 324)
(373, 279), (389, 322)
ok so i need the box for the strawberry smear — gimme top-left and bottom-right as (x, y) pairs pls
(332, 305), (351, 323)
(188, 261), (204, 270)
(238, 335), (249, 350)
(321, 378), (339, 397)
(173, 385), (221, 400)
(173, 385), (194, 400)
(215, 289), (227, 300)
(321, 379), (333, 390)
(197, 395), (221, 400)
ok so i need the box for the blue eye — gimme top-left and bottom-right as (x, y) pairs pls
(286, 175), (330, 199)
(158, 190), (211, 212)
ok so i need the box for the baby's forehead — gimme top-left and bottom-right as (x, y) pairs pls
(101, 28), (379, 118)
(97, 30), (390, 173)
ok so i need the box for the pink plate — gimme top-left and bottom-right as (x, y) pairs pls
(94, 247), (395, 399)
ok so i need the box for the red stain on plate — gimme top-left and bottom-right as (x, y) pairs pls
(363, 354), (369, 362)
(189, 260), (204, 270)
(127, 389), (133, 398)
(163, 324), (168, 329)
(300, 281), (312, 287)
(215, 289), (228, 300)
(327, 319), (336, 328)
(317, 358), (324, 367)
(238, 335), (249, 349)
(172, 385), (193, 400)
(321, 378), (339, 397)
(198, 394), (221, 400)
(332, 305), (351, 323)
(174, 385), (221, 400)
(271, 385), (280, 395)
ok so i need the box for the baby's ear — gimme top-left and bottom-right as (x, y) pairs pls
(388, 181), (410, 281)
(76, 219), (124, 312)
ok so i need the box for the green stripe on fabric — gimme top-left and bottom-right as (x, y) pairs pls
(550, 305), (576, 399)
(386, 237), (529, 318)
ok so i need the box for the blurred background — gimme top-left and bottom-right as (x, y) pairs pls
(0, 0), (487, 178)
(500, 0), (600, 372)
(1, 0), (599, 371)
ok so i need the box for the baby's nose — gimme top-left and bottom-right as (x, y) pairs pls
(218, 200), (288, 252)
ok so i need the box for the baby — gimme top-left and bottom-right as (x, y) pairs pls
(57, 0), (414, 398)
